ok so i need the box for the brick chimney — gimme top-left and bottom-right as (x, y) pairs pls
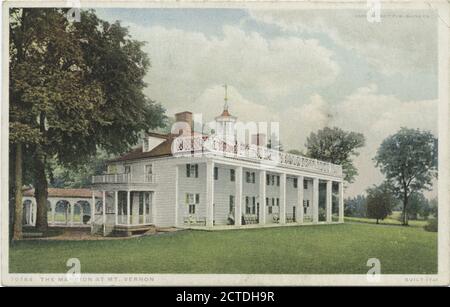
(174, 111), (193, 135)
(251, 133), (266, 146)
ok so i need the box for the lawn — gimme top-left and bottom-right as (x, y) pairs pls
(344, 216), (428, 228)
(9, 223), (437, 274)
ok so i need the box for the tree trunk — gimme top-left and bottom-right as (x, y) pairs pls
(34, 146), (48, 232)
(13, 143), (23, 240)
(402, 190), (409, 226)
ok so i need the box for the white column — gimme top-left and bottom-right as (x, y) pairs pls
(127, 190), (131, 225)
(280, 173), (286, 224)
(297, 176), (304, 224)
(312, 178), (319, 223)
(50, 201), (56, 225)
(326, 180), (332, 223)
(29, 202), (34, 225)
(338, 181), (344, 222)
(102, 191), (106, 235)
(235, 166), (243, 226)
(174, 166), (179, 227)
(151, 192), (156, 224)
(33, 201), (37, 226)
(91, 192), (95, 232)
(70, 202), (74, 226)
(143, 192), (146, 224)
(205, 160), (215, 227)
(114, 190), (118, 225)
(259, 170), (266, 225)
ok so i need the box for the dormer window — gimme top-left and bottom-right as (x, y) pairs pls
(143, 138), (149, 152)
(142, 135), (166, 152)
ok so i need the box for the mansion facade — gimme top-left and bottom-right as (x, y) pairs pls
(90, 101), (345, 236)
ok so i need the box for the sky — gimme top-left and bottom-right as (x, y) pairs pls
(94, 8), (439, 198)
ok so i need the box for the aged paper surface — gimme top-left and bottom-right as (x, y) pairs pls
(1, 0), (449, 286)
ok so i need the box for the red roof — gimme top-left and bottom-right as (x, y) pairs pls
(110, 131), (209, 163)
(23, 188), (100, 198)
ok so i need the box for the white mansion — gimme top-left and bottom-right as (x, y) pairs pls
(90, 99), (345, 236)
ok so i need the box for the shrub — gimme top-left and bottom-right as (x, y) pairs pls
(424, 218), (438, 232)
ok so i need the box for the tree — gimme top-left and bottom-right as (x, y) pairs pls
(9, 9), (166, 232)
(366, 184), (395, 224)
(305, 127), (365, 183)
(344, 195), (367, 217)
(374, 128), (437, 226)
(404, 192), (430, 220)
(47, 150), (111, 188)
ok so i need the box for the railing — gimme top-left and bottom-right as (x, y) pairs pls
(172, 136), (343, 177)
(92, 173), (156, 184)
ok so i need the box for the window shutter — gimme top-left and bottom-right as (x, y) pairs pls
(195, 164), (199, 178)
(186, 164), (190, 177)
(195, 194), (200, 204)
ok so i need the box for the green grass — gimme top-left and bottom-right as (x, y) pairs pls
(9, 223), (436, 274)
(345, 216), (428, 228)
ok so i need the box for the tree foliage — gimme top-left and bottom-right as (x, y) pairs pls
(9, 8), (166, 231)
(344, 195), (367, 217)
(305, 127), (365, 183)
(374, 128), (437, 225)
(366, 183), (395, 223)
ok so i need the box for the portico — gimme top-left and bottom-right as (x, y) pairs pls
(174, 153), (344, 230)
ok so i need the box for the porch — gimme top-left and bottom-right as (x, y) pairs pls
(176, 158), (344, 229)
(91, 190), (155, 236)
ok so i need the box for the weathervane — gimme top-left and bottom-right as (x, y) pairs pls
(223, 84), (229, 111)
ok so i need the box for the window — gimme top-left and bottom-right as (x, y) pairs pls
(186, 164), (198, 178)
(186, 193), (199, 215)
(265, 197), (269, 207)
(276, 176), (280, 186)
(245, 196), (250, 214)
(124, 165), (131, 174)
(276, 198), (280, 207)
(268, 206), (273, 214)
(145, 164), (153, 182)
(266, 174), (270, 185)
(272, 198), (275, 206)
(271, 175), (275, 185)
(246, 171), (256, 183)
(230, 169), (235, 182)
(252, 197), (256, 214)
(214, 167), (218, 180)
(303, 180), (308, 189)
(293, 178), (298, 188)
(229, 195), (235, 214)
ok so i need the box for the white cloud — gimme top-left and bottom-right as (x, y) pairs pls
(122, 23), (340, 111)
(330, 84), (437, 197)
(249, 9), (437, 76)
(107, 15), (437, 198)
